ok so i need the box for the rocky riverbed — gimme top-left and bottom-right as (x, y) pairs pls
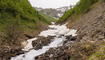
(10, 23), (77, 60)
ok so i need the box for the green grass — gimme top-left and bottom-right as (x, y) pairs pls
(57, 0), (104, 23)
(40, 13), (56, 23)
(0, 0), (53, 32)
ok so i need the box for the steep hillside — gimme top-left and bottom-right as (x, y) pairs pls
(0, 0), (53, 58)
(69, 2), (105, 60)
(56, 0), (105, 60)
(0, 0), (52, 32)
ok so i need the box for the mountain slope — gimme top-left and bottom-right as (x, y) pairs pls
(56, 0), (105, 60)
(0, 0), (53, 57)
(40, 13), (56, 22)
(0, 0), (52, 32)
(35, 6), (73, 19)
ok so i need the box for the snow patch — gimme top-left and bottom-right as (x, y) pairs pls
(39, 24), (77, 37)
(22, 38), (37, 51)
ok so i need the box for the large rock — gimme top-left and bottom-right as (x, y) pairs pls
(32, 36), (54, 50)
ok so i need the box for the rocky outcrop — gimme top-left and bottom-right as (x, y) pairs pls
(32, 36), (54, 50)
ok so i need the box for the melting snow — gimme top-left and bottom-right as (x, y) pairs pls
(39, 24), (77, 37)
(11, 24), (77, 60)
(22, 38), (37, 51)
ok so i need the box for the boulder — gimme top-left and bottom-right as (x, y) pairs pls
(32, 36), (53, 50)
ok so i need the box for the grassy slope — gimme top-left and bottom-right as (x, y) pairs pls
(0, 0), (52, 32)
(40, 13), (56, 23)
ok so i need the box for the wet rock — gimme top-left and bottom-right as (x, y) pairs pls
(32, 36), (53, 50)
(71, 36), (77, 41)
(65, 35), (77, 41)
(57, 34), (64, 38)
(65, 35), (72, 40)
(63, 35), (76, 45)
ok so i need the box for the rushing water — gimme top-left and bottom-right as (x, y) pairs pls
(11, 23), (77, 60)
